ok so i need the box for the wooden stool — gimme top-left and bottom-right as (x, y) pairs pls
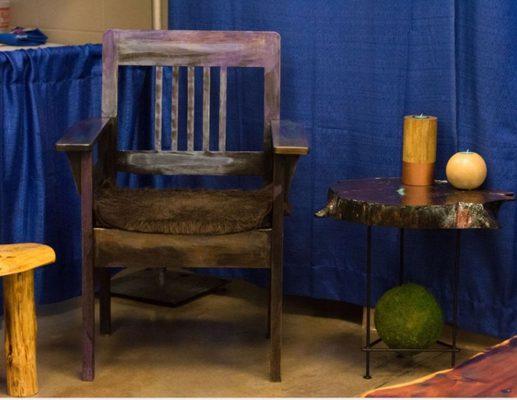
(0, 243), (55, 397)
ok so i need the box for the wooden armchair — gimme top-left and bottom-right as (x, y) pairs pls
(56, 30), (309, 382)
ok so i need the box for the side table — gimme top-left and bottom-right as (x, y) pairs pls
(316, 177), (515, 379)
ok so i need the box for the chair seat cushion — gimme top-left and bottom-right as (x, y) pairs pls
(94, 183), (273, 235)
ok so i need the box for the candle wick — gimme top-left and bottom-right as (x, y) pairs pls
(413, 113), (428, 119)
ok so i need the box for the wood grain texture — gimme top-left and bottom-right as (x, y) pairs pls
(203, 67), (211, 151)
(55, 118), (112, 152)
(218, 66), (227, 151)
(271, 120), (309, 155)
(69, 29), (305, 382)
(264, 55), (280, 152)
(94, 228), (271, 269)
(80, 151), (95, 382)
(3, 270), (38, 397)
(401, 115), (437, 186)
(154, 66), (163, 150)
(115, 150), (265, 176)
(316, 178), (515, 229)
(402, 115), (437, 163)
(0, 243), (55, 277)
(101, 30), (118, 118)
(111, 30), (280, 69)
(100, 30), (281, 181)
(363, 336), (517, 398)
(187, 66), (195, 151)
(171, 66), (179, 151)
(270, 155), (286, 382)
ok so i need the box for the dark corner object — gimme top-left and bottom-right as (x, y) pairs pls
(55, 30), (309, 383)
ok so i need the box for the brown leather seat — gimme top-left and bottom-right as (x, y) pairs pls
(94, 183), (273, 235)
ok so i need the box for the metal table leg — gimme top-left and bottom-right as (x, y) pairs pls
(364, 225), (372, 379)
(362, 227), (461, 378)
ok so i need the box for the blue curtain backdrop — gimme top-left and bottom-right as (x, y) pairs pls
(0, 0), (515, 338)
(170, 0), (517, 338)
(0, 45), (102, 302)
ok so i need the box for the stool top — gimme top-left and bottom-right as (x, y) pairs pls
(0, 243), (55, 277)
(316, 177), (515, 229)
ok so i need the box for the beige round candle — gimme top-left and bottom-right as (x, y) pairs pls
(446, 150), (487, 190)
(401, 114), (438, 186)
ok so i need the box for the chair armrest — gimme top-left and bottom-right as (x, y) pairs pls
(271, 120), (309, 155)
(55, 117), (112, 152)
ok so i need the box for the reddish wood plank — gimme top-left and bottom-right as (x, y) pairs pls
(364, 336), (517, 398)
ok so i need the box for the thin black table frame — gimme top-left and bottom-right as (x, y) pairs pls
(316, 177), (515, 379)
(362, 227), (461, 379)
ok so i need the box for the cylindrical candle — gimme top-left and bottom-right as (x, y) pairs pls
(401, 114), (437, 186)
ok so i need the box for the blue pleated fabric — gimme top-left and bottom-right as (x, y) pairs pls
(168, 0), (516, 338)
(0, 45), (102, 302)
(0, 0), (515, 338)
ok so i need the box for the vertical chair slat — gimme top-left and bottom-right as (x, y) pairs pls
(202, 67), (211, 151)
(187, 66), (195, 151)
(218, 66), (227, 151)
(154, 66), (163, 151)
(171, 66), (179, 151)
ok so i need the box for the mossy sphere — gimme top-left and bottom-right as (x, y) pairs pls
(374, 283), (443, 351)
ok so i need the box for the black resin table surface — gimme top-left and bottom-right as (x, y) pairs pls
(316, 177), (515, 229)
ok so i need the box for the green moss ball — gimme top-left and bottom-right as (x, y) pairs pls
(374, 283), (443, 350)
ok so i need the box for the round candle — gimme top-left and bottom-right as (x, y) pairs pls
(446, 150), (487, 190)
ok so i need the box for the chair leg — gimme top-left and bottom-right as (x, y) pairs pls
(79, 151), (95, 381)
(82, 254), (95, 381)
(269, 248), (283, 382)
(266, 269), (271, 339)
(3, 270), (38, 397)
(99, 269), (112, 335)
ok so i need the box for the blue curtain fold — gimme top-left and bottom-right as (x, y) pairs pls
(0, 0), (515, 338)
(169, 0), (517, 338)
(0, 45), (103, 302)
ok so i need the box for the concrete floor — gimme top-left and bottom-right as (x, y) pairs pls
(0, 278), (500, 397)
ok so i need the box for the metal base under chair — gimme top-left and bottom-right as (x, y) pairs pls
(361, 227), (461, 379)
(111, 268), (229, 308)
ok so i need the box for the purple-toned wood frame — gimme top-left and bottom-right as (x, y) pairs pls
(56, 29), (309, 384)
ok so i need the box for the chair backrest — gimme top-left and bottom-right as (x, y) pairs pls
(101, 29), (280, 177)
